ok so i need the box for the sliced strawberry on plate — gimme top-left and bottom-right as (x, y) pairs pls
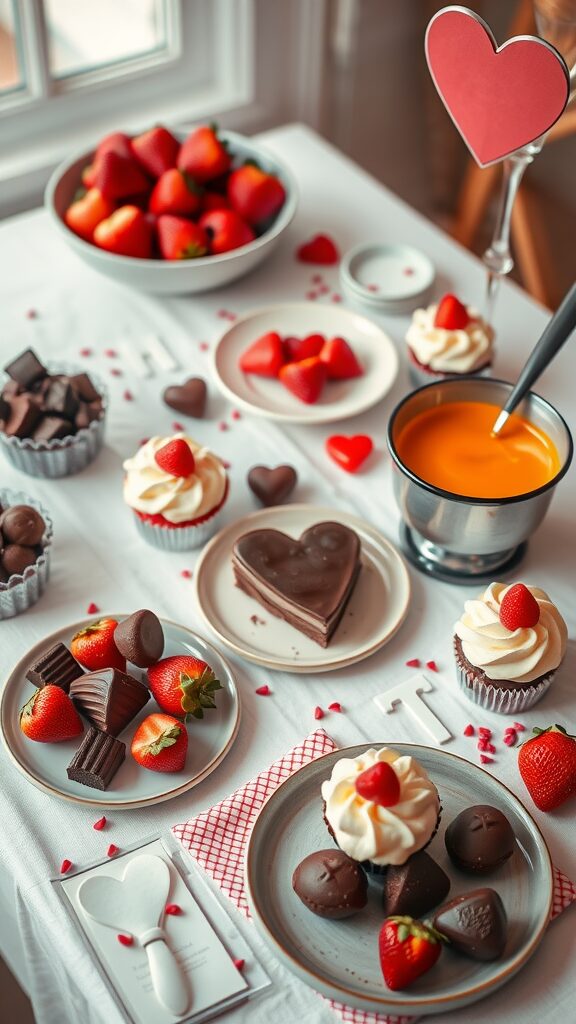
(379, 917), (444, 990)
(149, 169), (202, 217)
(131, 713), (188, 772)
(227, 163), (286, 226)
(296, 233), (340, 265)
(147, 655), (222, 720)
(499, 583), (540, 630)
(71, 618), (126, 672)
(319, 336), (363, 380)
(64, 188), (115, 242)
(198, 209), (255, 255)
(93, 206), (152, 258)
(434, 294), (470, 330)
(279, 356), (326, 404)
(282, 333), (325, 362)
(157, 215), (208, 259)
(92, 151), (150, 201)
(239, 332), (284, 377)
(154, 438), (196, 477)
(19, 685), (84, 743)
(131, 125), (180, 179)
(178, 124), (231, 183)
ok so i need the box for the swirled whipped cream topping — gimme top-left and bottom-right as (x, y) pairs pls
(321, 747), (440, 866)
(455, 582), (567, 683)
(406, 303), (493, 373)
(123, 435), (227, 524)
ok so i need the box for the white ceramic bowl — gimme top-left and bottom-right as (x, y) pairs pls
(44, 128), (298, 295)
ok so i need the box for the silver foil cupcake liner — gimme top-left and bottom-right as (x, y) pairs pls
(0, 488), (53, 619)
(455, 662), (553, 715)
(132, 508), (224, 551)
(0, 363), (107, 479)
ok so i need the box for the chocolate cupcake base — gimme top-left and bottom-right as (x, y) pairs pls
(453, 635), (554, 715)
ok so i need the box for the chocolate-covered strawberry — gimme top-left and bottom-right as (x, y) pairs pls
(147, 655), (221, 721)
(20, 685), (84, 743)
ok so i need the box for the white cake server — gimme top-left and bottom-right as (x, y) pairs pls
(78, 854), (189, 1016)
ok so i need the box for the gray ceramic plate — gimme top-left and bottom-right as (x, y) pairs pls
(245, 743), (553, 1016)
(1, 616), (240, 809)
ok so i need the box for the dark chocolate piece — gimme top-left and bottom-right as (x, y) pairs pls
(2, 380), (20, 399)
(232, 522), (361, 647)
(0, 395), (9, 424)
(163, 377), (207, 418)
(0, 564), (9, 584)
(445, 805), (516, 874)
(4, 394), (42, 438)
(0, 505), (45, 546)
(43, 379), (79, 419)
(68, 372), (101, 403)
(4, 349), (47, 389)
(381, 850), (451, 918)
(70, 667), (149, 735)
(292, 849), (368, 919)
(2, 544), (37, 576)
(32, 416), (74, 442)
(247, 465), (297, 506)
(66, 727), (125, 790)
(26, 642), (84, 693)
(75, 401), (103, 430)
(114, 610), (164, 667)
(433, 888), (507, 961)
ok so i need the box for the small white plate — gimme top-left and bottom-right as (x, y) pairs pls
(245, 743), (553, 1016)
(1, 618), (240, 809)
(193, 505), (410, 672)
(211, 303), (399, 423)
(341, 243), (435, 304)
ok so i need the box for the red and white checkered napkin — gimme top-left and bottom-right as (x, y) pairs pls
(172, 729), (576, 1024)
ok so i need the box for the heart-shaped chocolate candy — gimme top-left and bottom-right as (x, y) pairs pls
(163, 377), (207, 418)
(247, 465), (297, 506)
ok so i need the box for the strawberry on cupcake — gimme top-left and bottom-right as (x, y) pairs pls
(405, 293), (494, 389)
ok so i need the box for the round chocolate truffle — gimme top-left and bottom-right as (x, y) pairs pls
(2, 544), (38, 577)
(0, 505), (45, 547)
(292, 849), (368, 919)
(445, 805), (515, 874)
(114, 609), (164, 667)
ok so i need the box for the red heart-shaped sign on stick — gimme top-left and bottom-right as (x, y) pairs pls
(326, 434), (373, 473)
(426, 7), (570, 166)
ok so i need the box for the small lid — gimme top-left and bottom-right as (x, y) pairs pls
(340, 243), (435, 312)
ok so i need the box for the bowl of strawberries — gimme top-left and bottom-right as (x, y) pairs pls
(45, 123), (297, 295)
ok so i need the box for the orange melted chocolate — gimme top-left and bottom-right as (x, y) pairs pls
(396, 401), (560, 499)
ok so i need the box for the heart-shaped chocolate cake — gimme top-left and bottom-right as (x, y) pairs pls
(232, 521), (361, 646)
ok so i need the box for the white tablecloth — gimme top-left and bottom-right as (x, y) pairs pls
(0, 124), (574, 1024)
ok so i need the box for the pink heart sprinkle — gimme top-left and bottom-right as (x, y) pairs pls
(117, 934), (133, 947)
(255, 685), (270, 696)
(199, 341), (209, 351)
(405, 658), (420, 668)
(478, 727), (492, 738)
(503, 732), (517, 746)
(219, 421), (229, 431)
(331, 293), (342, 302)
(165, 903), (182, 916)
(222, 460), (231, 469)
(172, 421), (184, 432)
(463, 724), (474, 736)
(311, 274), (323, 284)
(79, 348), (92, 357)
(107, 844), (119, 857)
(513, 722), (526, 731)
(104, 349), (117, 358)
(328, 702), (343, 712)
(231, 410), (241, 420)
(318, 284), (330, 295)
(110, 367), (122, 377)
(477, 739), (489, 751)
(26, 309), (38, 319)
(60, 859), (72, 874)
(403, 267), (415, 276)
(367, 284), (379, 293)
(314, 706), (324, 720)
(180, 569), (192, 579)
(306, 291), (318, 300)
(426, 660), (438, 672)
(86, 602), (99, 614)
(479, 755), (494, 764)
(93, 816), (106, 831)
(485, 742), (496, 754)
(123, 390), (133, 401)
(233, 958), (245, 971)
(140, 438), (150, 446)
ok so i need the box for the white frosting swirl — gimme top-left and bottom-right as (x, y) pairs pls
(406, 303), (493, 373)
(321, 747), (440, 866)
(455, 582), (567, 683)
(123, 435), (227, 524)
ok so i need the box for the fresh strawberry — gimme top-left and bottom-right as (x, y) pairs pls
(19, 685), (84, 743)
(93, 206), (152, 258)
(282, 333), (325, 362)
(319, 336), (363, 380)
(149, 169), (201, 217)
(82, 133), (133, 188)
(379, 917), (444, 990)
(239, 332), (284, 377)
(355, 762), (400, 806)
(154, 438), (195, 477)
(434, 294), (470, 330)
(499, 583), (540, 630)
(177, 124), (231, 183)
(147, 656), (222, 720)
(279, 357), (326, 404)
(92, 151), (150, 201)
(64, 189), (115, 242)
(518, 725), (576, 811)
(227, 163), (286, 226)
(201, 191), (231, 213)
(70, 618), (126, 672)
(131, 126), (179, 179)
(198, 209), (255, 254)
(131, 713), (188, 772)
(296, 233), (340, 265)
(156, 215), (208, 259)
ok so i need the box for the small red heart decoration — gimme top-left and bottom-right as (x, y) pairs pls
(296, 233), (340, 265)
(355, 762), (400, 807)
(426, 8), (570, 167)
(326, 434), (373, 473)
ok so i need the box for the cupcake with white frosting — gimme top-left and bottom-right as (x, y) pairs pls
(453, 582), (567, 715)
(123, 434), (228, 551)
(406, 293), (494, 389)
(321, 746), (441, 875)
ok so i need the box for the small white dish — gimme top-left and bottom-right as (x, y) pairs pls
(340, 243), (435, 314)
(211, 302), (399, 424)
(1, 617), (240, 808)
(193, 504), (410, 672)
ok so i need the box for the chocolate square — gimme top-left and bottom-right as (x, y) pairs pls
(66, 728), (125, 791)
(68, 373), (100, 403)
(4, 394), (42, 438)
(32, 416), (74, 442)
(0, 395), (9, 425)
(43, 379), (79, 419)
(26, 642), (84, 693)
(4, 349), (47, 389)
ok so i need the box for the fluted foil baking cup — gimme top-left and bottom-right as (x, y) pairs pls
(0, 489), (53, 619)
(132, 509), (224, 552)
(455, 662), (553, 715)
